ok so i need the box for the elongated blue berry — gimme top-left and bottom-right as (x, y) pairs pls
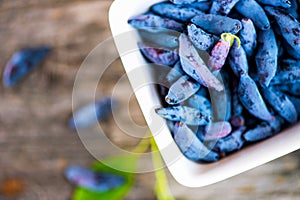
(210, 0), (240, 15)
(188, 94), (212, 116)
(243, 116), (283, 142)
(287, 0), (299, 19)
(174, 122), (220, 162)
(155, 106), (211, 126)
(3, 47), (51, 87)
(255, 28), (278, 87)
(264, 6), (300, 53)
(164, 61), (184, 86)
(69, 97), (115, 129)
(138, 42), (179, 66)
(187, 24), (215, 51)
(231, 79), (244, 116)
(210, 72), (232, 121)
(238, 73), (274, 121)
(166, 75), (201, 104)
(189, 1), (212, 12)
(230, 81), (245, 127)
(261, 87), (298, 123)
(287, 95), (300, 115)
(65, 165), (125, 192)
(271, 59), (300, 84)
(216, 126), (246, 153)
(170, 0), (197, 5)
(209, 33), (241, 71)
(235, 0), (270, 30)
(278, 59), (300, 71)
(270, 67), (300, 85)
(128, 13), (185, 32)
(203, 121), (232, 140)
(166, 120), (176, 134)
(179, 33), (223, 91)
(256, 0), (292, 8)
(151, 2), (203, 22)
(139, 30), (179, 49)
(274, 82), (300, 97)
(239, 18), (257, 57)
(191, 13), (242, 35)
(284, 41), (300, 59)
(228, 41), (248, 76)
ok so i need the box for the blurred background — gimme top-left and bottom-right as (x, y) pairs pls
(0, 0), (300, 199)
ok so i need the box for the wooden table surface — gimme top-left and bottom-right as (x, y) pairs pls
(0, 1), (300, 199)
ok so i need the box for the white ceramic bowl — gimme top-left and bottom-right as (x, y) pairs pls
(109, 0), (300, 187)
